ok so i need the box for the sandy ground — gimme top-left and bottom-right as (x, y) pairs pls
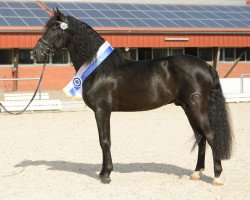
(0, 103), (249, 200)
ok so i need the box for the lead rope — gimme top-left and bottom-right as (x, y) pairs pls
(0, 56), (48, 115)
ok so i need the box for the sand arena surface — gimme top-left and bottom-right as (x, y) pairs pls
(0, 103), (249, 200)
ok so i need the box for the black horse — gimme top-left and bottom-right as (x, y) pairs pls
(33, 9), (233, 185)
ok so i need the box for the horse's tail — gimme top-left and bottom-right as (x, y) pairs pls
(208, 66), (234, 160)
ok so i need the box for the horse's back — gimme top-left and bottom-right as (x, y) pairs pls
(84, 54), (213, 111)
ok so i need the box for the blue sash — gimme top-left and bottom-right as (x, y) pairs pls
(63, 41), (114, 100)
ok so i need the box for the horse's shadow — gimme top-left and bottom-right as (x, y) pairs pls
(14, 160), (213, 183)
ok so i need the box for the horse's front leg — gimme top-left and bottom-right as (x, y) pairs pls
(94, 107), (113, 183)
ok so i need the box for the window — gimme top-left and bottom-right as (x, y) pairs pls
(153, 48), (168, 59)
(224, 48), (235, 61)
(236, 48), (246, 61)
(0, 49), (13, 65)
(185, 48), (197, 57)
(171, 48), (184, 56)
(138, 48), (152, 60)
(19, 49), (34, 64)
(198, 48), (213, 61)
(246, 49), (250, 61)
(52, 49), (69, 64)
(120, 48), (138, 60)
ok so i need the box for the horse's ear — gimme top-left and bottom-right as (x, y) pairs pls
(54, 7), (66, 21)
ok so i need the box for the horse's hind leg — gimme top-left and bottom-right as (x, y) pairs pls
(183, 103), (223, 185)
(183, 109), (207, 180)
(94, 107), (113, 184)
(190, 136), (206, 180)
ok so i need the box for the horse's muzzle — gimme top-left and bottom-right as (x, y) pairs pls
(33, 44), (46, 62)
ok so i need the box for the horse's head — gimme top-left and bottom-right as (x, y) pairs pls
(33, 8), (71, 62)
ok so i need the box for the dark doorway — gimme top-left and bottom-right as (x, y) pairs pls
(138, 48), (152, 60)
(185, 48), (197, 57)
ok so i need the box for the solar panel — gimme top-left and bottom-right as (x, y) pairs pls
(161, 5), (181, 11)
(75, 3), (94, 10)
(157, 20), (179, 27)
(119, 4), (138, 11)
(84, 10), (106, 18)
(216, 20), (237, 28)
(5, 17), (27, 26)
(126, 18), (149, 27)
(29, 9), (49, 18)
(200, 20), (222, 27)
(23, 2), (41, 9)
(187, 20), (209, 27)
(14, 9), (35, 17)
(143, 19), (165, 27)
(158, 12), (179, 19)
(133, 4), (152, 11)
(90, 3), (109, 10)
(59, 2), (78, 10)
(0, 9), (17, 17)
(105, 4), (125, 11)
(0, 17), (9, 26)
(174, 12), (196, 19)
(95, 18), (118, 27)
(0, 1), (250, 29)
(67, 10), (90, 18)
(172, 20), (194, 27)
(111, 18), (133, 27)
(101, 10), (121, 18)
(0, 1), (51, 27)
(78, 18), (101, 27)
(145, 11), (165, 19)
(6, 1), (25, 8)
(188, 12), (209, 20)
(22, 18), (44, 26)
(228, 20), (248, 28)
(0, 1), (8, 8)
(116, 10), (135, 18)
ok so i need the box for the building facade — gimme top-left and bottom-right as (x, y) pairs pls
(0, 0), (250, 91)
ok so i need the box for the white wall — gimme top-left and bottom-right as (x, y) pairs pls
(220, 78), (250, 94)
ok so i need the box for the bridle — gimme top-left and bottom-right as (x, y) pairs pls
(38, 38), (55, 56)
(38, 19), (69, 56)
(0, 19), (69, 115)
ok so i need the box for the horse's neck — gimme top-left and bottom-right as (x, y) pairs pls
(67, 24), (104, 71)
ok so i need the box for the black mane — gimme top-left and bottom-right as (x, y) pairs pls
(66, 16), (106, 68)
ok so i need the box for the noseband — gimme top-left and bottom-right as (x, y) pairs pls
(38, 38), (55, 56)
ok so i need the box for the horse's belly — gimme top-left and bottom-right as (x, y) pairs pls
(112, 89), (174, 111)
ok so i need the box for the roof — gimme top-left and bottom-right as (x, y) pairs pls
(40, 0), (247, 6)
(0, 0), (250, 33)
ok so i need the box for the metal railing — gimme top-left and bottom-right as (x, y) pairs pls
(240, 74), (250, 93)
(0, 77), (42, 99)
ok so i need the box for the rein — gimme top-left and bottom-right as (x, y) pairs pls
(0, 56), (48, 115)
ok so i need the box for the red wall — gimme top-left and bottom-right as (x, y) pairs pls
(1, 63), (250, 91)
(0, 66), (75, 91)
(0, 68), (13, 92)
(218, 63), (250, 78)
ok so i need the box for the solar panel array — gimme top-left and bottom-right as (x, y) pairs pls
(1, 1), (250, 28)
(0, 1), (48, 26)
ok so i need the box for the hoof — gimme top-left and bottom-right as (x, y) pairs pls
(98, 174), (111, 184)
(212, 178), (224, 186)
(190, 171), (201, 181)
